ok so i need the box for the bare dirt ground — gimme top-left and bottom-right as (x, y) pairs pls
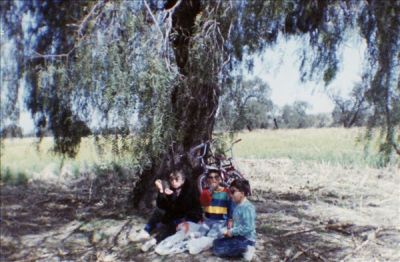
(1, 159), (399, 261)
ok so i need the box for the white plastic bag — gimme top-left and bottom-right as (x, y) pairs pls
(155, 221), (209, 255)
(187, 236), (214, 255)
(155, 230), (187, 255)
(155, 221), (212, 256)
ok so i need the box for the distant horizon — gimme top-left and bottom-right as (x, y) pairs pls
(17, 102), (338, 135)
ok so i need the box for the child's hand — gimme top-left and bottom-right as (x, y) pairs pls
(164, 188), (173, 195)
(227, 219), (233, 229)
(224, 230), (232, 237)
(155, 179), (163, 193)
(177, 222), (190, 234)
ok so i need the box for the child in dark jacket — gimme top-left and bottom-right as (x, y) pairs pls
(134, 168), (203, 252)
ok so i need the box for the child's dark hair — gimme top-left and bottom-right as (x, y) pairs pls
(169, 167), (186, 180)
(206, 167), (221, 178)
(230, 179), (251, 196)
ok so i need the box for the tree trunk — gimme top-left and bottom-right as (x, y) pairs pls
(131, 0), (219, 210)
(274, 118), (279, 129)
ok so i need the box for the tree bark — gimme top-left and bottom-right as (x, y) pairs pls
(274, 118), (279, 129)
(131, 0), (220, 210)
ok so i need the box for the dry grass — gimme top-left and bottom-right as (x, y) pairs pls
(238, 158), (400, 227)
(238, 158), (400, 261)
(1, 157), (399, 261)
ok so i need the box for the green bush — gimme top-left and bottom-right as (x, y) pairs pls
(1, 168), (28, 185)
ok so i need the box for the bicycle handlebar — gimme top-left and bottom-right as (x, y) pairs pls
(189, 138), (241, 161)
(189, 140), (211, 159)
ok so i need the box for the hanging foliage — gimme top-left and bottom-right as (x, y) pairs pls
(1, 0), (399, 205)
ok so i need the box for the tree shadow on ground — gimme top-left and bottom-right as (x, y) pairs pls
(0, 170), (139, 261)
(251, 188), (400, 261)
(1, 178), (399, 261)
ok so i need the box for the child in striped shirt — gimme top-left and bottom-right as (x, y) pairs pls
(186, 168), (234, 254)
(199, 168), (234, 237)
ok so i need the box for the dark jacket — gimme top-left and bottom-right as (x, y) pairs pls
(156, 181), (202, 224)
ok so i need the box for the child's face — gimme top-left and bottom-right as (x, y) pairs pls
(169, 173), (185, 189)
(207, 171), (221, 189)
(229, 186), (245, 203)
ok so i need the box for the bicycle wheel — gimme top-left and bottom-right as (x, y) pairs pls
(197, 173), (208, 192)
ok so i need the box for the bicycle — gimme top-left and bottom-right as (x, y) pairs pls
(189, 139), (245, 192)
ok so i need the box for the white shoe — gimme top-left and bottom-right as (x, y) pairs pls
(141, 238), (156, 252)
(130, 229), (150, 242)
(243, 245), (255, 261)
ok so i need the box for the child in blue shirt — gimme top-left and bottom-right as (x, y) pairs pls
(213, 179), (256, 261)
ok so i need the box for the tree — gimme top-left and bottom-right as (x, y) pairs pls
(280, 101), (312, 129)
(357, 1), (400, 162)
(1, 124), (23, 138)
(246, 100), (275, 129)
(1, 0), (399, 207)
(330, 82), (370, 128)
(216, 77), (274, 131)
(1, 0), (96, 156)
(309, 113), (332, 128)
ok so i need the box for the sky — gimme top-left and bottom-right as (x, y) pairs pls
(18, 33), (366, 134)
(250, 34), (366, 114)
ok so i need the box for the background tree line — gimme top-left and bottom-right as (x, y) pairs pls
(214, 77), (373, 131)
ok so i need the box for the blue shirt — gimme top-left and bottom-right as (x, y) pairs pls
(231, 199), (256, 241)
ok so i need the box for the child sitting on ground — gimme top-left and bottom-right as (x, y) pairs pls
(186, 168), (234, 254)
(199, 168), (234, 236)
(213, 178), (256, 261)
(132, 167), (202, 252)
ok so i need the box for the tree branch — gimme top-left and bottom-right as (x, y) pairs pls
(393, 141), (400, 155)
(29, 0), (104, 61)
(31, 50), (71, 59)
(144, 1), (164, 39)
(78, 0), (106, 37)
(30, 35), (89, 61)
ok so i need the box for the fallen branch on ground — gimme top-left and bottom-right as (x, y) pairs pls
(297, 245), (328, 262)
(339, 238), (370, 262)
(286, 246), (311, 262)
(280, 223), (353, 237)
(339, 227), (382, 262)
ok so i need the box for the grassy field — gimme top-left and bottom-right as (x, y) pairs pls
(232, 127), (381, 166)
(0, 137), (125, 182)
(0, 127), (389, 181)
